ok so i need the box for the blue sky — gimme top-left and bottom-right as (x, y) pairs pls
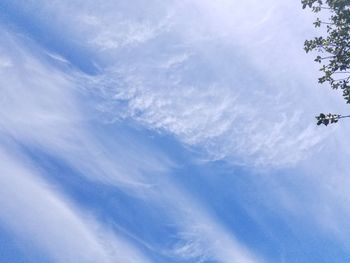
(1, 1), (350, 262)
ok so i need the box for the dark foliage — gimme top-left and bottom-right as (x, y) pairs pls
(302, 0), (350, 125)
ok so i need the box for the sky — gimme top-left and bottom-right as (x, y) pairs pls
(1, 1), (350, 262)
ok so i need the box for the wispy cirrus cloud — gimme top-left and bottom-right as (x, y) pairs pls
(0, 0), (333, 169)
(0, 28), (156, 263)
(0, 147), (152, 263)
(3, 0), (350, 262)
(0, 20), (264, 262)
(82, 0), (328, 168)
(151, 181), (264, 263)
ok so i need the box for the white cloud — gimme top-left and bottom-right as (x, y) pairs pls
(0, 24), (264, 262)
(155, 183), (263, 263)
(3, 0), (335, 171)
(0, 147), (151, 263)
(0, 28), (169, 191)
(0, 28), (156, 263)
(75, 0), (330, 168)
(5, 1), (350, 261)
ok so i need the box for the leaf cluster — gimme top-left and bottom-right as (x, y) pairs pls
(315, 113), (341, 125)
(302, 0), (350, 102)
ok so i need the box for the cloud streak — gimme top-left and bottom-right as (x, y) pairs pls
(3, 1), (350, 262)
(0, 146), (152, 263)
(0, 18), (264, 262)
